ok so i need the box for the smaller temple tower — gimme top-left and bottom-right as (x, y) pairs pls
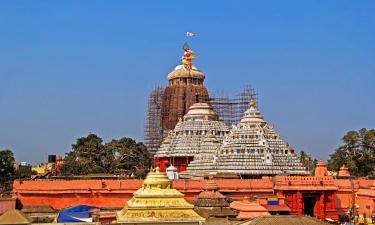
(116, 167), (204, 225)
(214, 100), (308, 177)
(155, 102), (229, 172)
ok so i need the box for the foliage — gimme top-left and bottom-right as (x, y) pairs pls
(327, 128), (375, 177)
(0, 149), (16, 196)
(299, 150), (318, 174)
(15, 165), (35, 179)
(61, 134), (151, 177)
(105, 137), (151, 175)
(0, 149), (16, 183)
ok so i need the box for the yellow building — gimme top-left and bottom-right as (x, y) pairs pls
(116, 167), (205, 225)
(32, 164), (45, 175)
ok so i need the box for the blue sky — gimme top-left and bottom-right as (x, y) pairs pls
(0, 1), (374, 164)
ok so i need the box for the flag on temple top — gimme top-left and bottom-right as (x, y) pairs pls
(186, 31), (196, 37)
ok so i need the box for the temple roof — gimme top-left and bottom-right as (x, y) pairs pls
(240, 100), (266, 125)
(155, 103), (228, 158)
(338, 165), (350, 177)
(116, 168), (205, 224)
(196, 180), (226, 201)
(314, 160), (329, 177)
(213, 100), (309, 176)
(230, 197), (269, 212)
(230, 197), (270, 220)
(184, 103), (218, 121)
(167, 65), (205, 81)
(0, 209), (32, 225)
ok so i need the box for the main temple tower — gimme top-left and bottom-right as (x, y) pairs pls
(161, 43), (209, 131)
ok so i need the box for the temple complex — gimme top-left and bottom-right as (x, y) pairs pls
(116, 167), (204, 225)
(154, 102), (229, 172)
(4, 42), (375, 225)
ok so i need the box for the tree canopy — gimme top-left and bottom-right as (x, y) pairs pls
(327, 128), (375, 177)
(299, 150), (318, 175)
(0, 149), (16, 183)
(0, 149), (16, 196)
(61, 134), (151, 178)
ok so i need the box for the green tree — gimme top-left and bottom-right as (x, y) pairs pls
(0, 149), (16, 196)
(105, 137), (150, 177)
(61, 134), (111, 175)
(327, 128), (375, 177)
(61, 134), (151, 177)
(299, 150), (317, 174)
(15, 165), (34, 179)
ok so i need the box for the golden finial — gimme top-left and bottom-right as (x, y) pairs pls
(249, 99), (255, 108)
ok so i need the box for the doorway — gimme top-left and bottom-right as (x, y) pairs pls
(304, 197), (315, 216)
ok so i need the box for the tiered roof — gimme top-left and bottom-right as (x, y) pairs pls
(215, 100), (308, 176)
(193, 179), (236, 218)
(230, 197), (270, 220)
(156, 103), (229, 158)
(156, 99), (308, 177)
(116, 167), (204, 224)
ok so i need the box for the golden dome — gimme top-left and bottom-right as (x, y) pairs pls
(142, 167), (170, 189)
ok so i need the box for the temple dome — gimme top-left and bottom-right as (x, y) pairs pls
(142, 167), (170, 189)
(167, 65), (205, 81)
(117, 167), (205, 224)
(338, 165), (350, 177)
(240, 101), (266, 125)
(314, 160), (329, 177)
(184, 103), (218, 121)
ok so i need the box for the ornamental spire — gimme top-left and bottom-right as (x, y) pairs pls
(249, 99), (256, 108)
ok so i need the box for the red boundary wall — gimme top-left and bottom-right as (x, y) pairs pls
(12, 177), (375, 220)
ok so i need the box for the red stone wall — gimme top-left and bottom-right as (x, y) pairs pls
(12, 177), (375, 220)
(154, 156), (194, 172)
(12, 178), (273, 209)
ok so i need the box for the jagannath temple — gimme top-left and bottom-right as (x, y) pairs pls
(144, 44), (256, 155)
(153, 43), (308, 177)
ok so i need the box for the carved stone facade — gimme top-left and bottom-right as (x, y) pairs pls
(161, 65), (209, 131)
(166, 100), (308, 177)
(214, 100), (308, 176)
(155, 103), (229, 172)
